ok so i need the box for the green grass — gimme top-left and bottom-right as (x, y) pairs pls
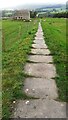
(0, 19), (2, 119)
(2, 19), (38, 119)
(41, 18), (67, 102)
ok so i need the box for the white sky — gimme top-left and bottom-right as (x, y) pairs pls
(0, 0), (67, 9)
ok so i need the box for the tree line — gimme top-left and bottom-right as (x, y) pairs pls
(53, 12), (68, 18)
(38, 12), (68, 18)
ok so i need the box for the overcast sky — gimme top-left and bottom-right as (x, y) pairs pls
(0, 0), (67, 9)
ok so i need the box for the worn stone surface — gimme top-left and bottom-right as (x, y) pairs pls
(31, 48), (50, 55)
(32, 43), (48, 49)
(36, 33), (43, 36)
(33, 39), (45, 44)
(28, 55), (53, 63)
(35, 36), (44, 40)
(24, 63), (56, 78)
(24, 77), (58, 99)
(12, 99), (66, 118)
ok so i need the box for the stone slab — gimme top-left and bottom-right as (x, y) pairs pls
(24, 77), (58, 99)
(28, 55), (53, 63)
(12, 99), (66, 118)
(24, 63), (56, 79)
(37, 29), (42, 31)
(35, 37), (44, 40)
(36, 35), (43, 38)
(32, 44), (48, 49)
(33, 39), (45, 44)
(36, 33), (44, 36)
(31, 49), (50, 55)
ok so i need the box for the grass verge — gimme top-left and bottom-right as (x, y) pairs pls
(41, 18), (67, 102)
(2, 19), (38, 119)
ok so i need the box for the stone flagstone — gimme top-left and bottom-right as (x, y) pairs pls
(32, 43), (48, 49)
(31, 48), (51, 55)
(28, 55), (53, 63)
(33, 39), (45, 44)
(35, 36), (44, 40)
(12, 99), (66, 118)
(24, 63), (56, 78)
(24, 77), (58, 99)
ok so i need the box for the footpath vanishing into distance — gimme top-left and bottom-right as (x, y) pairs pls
(12, 23), (66, 118)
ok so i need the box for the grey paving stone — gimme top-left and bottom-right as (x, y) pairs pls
(35, 36), (44, 40)
(31, 48), (51, 55)
(32, 43), (48, 49)
(12, 99), (66, 118)
(24, 63), (56, 79)
(24, 77), (58, 99)
(36, 34), (44, 37)
(28, 55), (53, 63)
(36, 31), (43, 34)
(33, 39), (45, 44)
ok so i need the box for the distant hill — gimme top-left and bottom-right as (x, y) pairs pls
(36, 4), (65, 9)
(36, 4), (66, 12)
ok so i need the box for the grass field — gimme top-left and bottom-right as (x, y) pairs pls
(2, 19), (38, 119)
(41, 18), (67, 102)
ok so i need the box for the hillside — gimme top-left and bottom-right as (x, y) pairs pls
(36, 4), (66, 13)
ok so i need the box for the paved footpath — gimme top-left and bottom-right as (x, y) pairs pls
(12, 23), (66, 118)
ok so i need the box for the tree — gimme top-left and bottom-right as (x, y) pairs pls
(30, 11), (37, 18)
